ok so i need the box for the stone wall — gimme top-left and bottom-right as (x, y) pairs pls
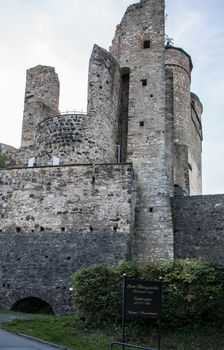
(172, 194), (224, 263)
(0, 229), (133, 314)
(35, 110), (124, 166)
(165, 47), (192, 195)
(165, 58), (203, 197)
(174, 144), (189, 196)
(0, 143), (19, 168)
(189, 93), (203, 194)
(87, 45), (121, 164)
(0, 163), (135, 312)
(165, 68), (174, 196)
(0, 164), (134, 234)
(35, 114), (91, 165)
(165, 47), (202, 195)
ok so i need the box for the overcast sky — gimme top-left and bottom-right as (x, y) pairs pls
(0, 0), (223, 194)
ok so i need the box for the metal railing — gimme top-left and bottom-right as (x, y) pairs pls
(57, 109), (87, 116)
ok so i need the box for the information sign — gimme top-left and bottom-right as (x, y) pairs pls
(124, 279), (162, 319)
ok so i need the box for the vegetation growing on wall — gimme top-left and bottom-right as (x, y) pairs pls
(72, 260), (224, 327)
(0, 151), (6, 168)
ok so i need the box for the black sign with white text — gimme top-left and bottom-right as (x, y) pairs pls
(124, 279), (162, 319)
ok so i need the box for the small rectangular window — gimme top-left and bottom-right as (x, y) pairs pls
(141, 79), (147, 86)
(140, 121), (144, 127)
(143, 40), (150, 49)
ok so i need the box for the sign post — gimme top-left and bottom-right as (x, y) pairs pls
(122, 275), (126, 350)
(121, 276), (162, 350)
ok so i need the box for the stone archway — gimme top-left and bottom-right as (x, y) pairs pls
(11, 297), (54, 314)
(2, 286), (72, 314)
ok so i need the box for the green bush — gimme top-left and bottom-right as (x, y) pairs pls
(71, 260), (224, 327)
(72, 264), (122, 325)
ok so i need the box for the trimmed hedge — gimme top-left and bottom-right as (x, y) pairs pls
(72, 260), (224, 327)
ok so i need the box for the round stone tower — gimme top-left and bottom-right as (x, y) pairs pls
(165, 46), (202, 195)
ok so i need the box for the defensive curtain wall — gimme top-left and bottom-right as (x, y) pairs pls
(0, 164), (135, 313)
(172, 195), (224, 264)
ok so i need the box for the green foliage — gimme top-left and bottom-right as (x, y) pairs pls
(0, 151), (6, 168)
(72, 264), (122, 325)
(72, 260), (224, 327)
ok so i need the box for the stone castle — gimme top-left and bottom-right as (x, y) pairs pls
(0, 0), (224, 314)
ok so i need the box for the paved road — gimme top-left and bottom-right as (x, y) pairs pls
(0, 329), (64, 349)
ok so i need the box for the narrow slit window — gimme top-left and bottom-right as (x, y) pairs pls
(140, 121), (144, 127)
(143, 40), (150, 49)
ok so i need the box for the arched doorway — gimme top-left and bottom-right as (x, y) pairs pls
(11, 297), (54, 314)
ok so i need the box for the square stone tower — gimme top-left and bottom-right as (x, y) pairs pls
(110, 0), (174, 260)
(21, 65), (60, 148)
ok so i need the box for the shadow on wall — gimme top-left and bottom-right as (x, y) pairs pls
(11, 297), (54, 314)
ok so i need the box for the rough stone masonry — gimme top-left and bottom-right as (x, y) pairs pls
(0, 0), (223, 313)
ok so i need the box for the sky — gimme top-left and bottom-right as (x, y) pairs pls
(0, 0), (223, 194)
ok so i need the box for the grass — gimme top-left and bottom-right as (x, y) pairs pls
(1, 314), (224, 350)
(0, 315), (112, 350)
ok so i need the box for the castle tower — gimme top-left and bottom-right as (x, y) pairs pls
(165, 47), (203, 195)
(21, 65), (60, 148)
(110, 0), (174, 260)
